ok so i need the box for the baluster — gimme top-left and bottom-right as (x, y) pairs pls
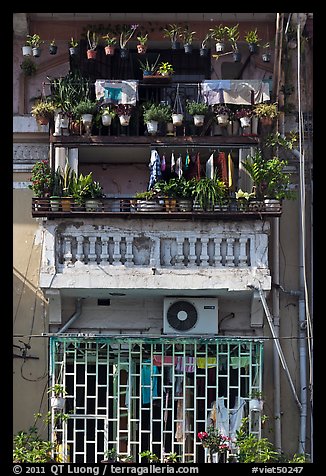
(188, 236), (197, 266)
(125, 236), (134, 266)
(63, 236), (72, 263)
(238, 237), (248, 267)
(226, 238), (235, 267)
(100, 235), (109, 265)
(213, 237), (223, 267)
(76, 235), (84, 264)
(113, 234), (122, 265)
(200, 237), (209, 267)
(88, 236), (97, 262)
(176, 237), (185, 266)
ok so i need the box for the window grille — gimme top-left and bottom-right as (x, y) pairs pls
(50, 336), (263, 463)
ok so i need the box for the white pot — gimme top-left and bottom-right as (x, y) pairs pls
(85, 199), (100, 212)
(102, 114), (112, 126)
(215, 42), (225, 53)
(172, 113), (183, 126)
(82, 114), (93, 125)
(217, 114), (229, 126)
(264, 199), (281, 212)
(119, 115), (131, 126)
(193, 114), (205, 127)
(146, 120), (158, 134)
(22, 45), (32, 56)
(240, 116), (251, 128)
(249, 398), (264, 412)
(178, 199), (192, 212)
(51, 396), (65, 410)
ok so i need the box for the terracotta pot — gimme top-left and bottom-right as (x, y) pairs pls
(105, 45), (115, 55)
(36, 115), (49, 126)
(260, 116), (273, 126)
(87, 49), (97, 60)
(137, 44), (147, 54)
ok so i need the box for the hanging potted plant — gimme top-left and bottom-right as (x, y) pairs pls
(69, 37), (79, 56)
(172, 84), (184, 126)
(181, 26), (196, 54)
(49, 39), (58, 55)
(254, 102), (278, 127)
(48, 384), (68, 411)
(213, 104), (231, 127)
(209, 24), (227, 53)
(136, 31), (148, 54)
(235, 106), (253, 129)
(26, 34), (44, 58)
(249, 390), (264, 412)
(86, 30), (99, 60)
(74, 98), (97, 135)
(22, 35), (32, 56)
(100, 105), (117, 126)
(244, 29), (261, 54)
(142, 102), (172, 135)
(31, 99), (57, 126)
(116, 103), (134, 126)
(199, 32), (212, 57)
(20, 57), (37, 77)
(119, 24), (138, 58)
(186, 100), (209, 127)
(163, 23), (182, 50)
(226, 24), (241, 62)
(261, 42), (272, 62)
(102, 33), (117, 55)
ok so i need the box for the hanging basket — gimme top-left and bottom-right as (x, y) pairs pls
(249, 398), (264, 412)
(51, 396), (65, 410)
(172, 113), (183, 126)
(193, 114), (205, 127)
(240, 116), (251, 128)
(102, 114), (112, 126)
(217, 113), (229, 127)
(119, 114), (131, 126)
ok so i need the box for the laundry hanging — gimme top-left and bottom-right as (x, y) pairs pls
(170, 152), (176, 173)
(175, 153), (183, 179)
(217, 151), (228, 185)
(228, 152), (235, 191)
(161, 153), (166, 172)
(205, 152), (215, 179)
(148, 149), (162, 190)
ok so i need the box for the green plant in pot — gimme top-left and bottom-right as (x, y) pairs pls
(31, 99), (56, 125)
(186, 100), (210, 126)
(193, 175), (227, 211)
(20, 57), (37, 76)
(49, 168), (63, 211)
(29, 160), (53, 197)
(157, 61), (174, 76)
(139, 54), (161, 76)
(181, 26), (196, 53)
(142, 102), (172, 135)
(226, 24), (241, 61)
(74, 99), (97, 135)
(254, 102), (278, 126)
(163, 23), (182, 49)
(244, 29), (261, 53)
(209, 24), (228, 52)
(100, 105), (117, 126)
(48, 383), (67, 410)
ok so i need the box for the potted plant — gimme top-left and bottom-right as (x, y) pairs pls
(20, 57), (37, 76)
(100, 105), (117, 126)
(86, 30), (99, 59)
(13, 424), (56, 463)
(74, 99), (97, 135)
(134, 190), (164, 211)
(116, 104), (134, 126)
(102, 448), (118, 463)
(157, 61), (174, 77)
(69, 37), (79, 56)
(26, 34), (44, 58)
(193, 176), (227, 211)
(119, 23), (138, 58)
(29, 160), (53, 199)
(142, 102), (172, 135)
(102, 33), (117, 55)
(261, 42), (272, 62)
(31, 99), (56, 125)
(199, 31), (212, 56)
(49, 39), (58, 55)
(138, 54), (161, 77)
(163, 23), (182, 49)
(249, 390), (264, 412)
(235, 106), (253, 129)
(136, 32), (148, 54)
(226, 24), (241, 62)
(85, 177), (104, 212)
(153, 178), (180, 211)
(209, 24), (228, 52)
(254, 102), (278, 126)
(22, 35), (33, 56)
(213, 104), (232, 127)
(60, 162), (75, 211)
(49, 168), (63, 211)
(48, 383), (67, 410)
(244, 29), (261, 54)
(181, 26), (196, 53)
(198, 426), (232, 463)
(186, 100), (210, 126)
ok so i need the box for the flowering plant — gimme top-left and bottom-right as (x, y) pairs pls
(198, 426), (231, 456)
(116, 104), (134, 116)
(28, 160), (53, 197)
(119, 24), (138, 49)
(235, 107), (253, 118)
(213, 104), (231, 116)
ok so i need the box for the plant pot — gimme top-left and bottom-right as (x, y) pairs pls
(216, 114), (229, 127)
(102, 114), (112, 127)
(233, 51), (241, 62)
(146, 120), (158, 135)
(193, 114), (205, 127)
(262, 52), (271, 62)
(69, 47), (79, 56)
(248, 199), (264, 212)
(264, 198), (281, 212)
(22, 45), (32, 56)
(136, 200), (164, 211)
(119, 115), (131, 126)
(249, 398), (264, 412)
(120, 48), (129, 59)
(60, 197), (73, 212)
(81, 114), (93, 125)
(215, 42), (225, 53)
(36, 115), (49, 126)
(51, 396), (65, 410)
(184, 43), (192, 54)
(164, 198), (177, 211)
(248, 43), (259, 54)
(137, 44), (147, 54)
(85, 199), (100, 212)
(171, 41), (181, 50)
(166, 122), (175, 136)
(50, 197), (61, 212)
(172, 113), (183, 126)
(49, 45), (58, 55)
(87, 49), (97, 60)
(32, 47), (41, 58)
(240, 116), (251, 128)
(105, 45), (115, 56)
(199, 47), (208, 57)
(260, 116), (273, 127)
(178, 199), (192, 212)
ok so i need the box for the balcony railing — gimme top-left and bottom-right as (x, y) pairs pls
(32, 197), (282, 219)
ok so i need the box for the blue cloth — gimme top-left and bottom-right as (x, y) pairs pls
(148, 149), (162, 190)
(141, 363), (159, 404)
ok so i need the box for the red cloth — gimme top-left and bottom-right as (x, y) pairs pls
(217, 151), (228, 185)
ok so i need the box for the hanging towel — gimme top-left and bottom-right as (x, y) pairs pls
(228, 152), (235, 191)
(184, 151), (190, 170)
(217, 152), (228, 185)
(206, 153), (215, 179)
(170, 152), (175, 172)
(95, 80), (138, 105)
(175, 154), (183, 179)
(141, 363), (159, 404)
(148, 149), (162, 190)
(196, 152), (201, 179)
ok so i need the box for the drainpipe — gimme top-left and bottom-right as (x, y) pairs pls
(57, 298), (83, 333)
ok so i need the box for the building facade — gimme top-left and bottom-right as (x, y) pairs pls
(13, 13), (313, 463)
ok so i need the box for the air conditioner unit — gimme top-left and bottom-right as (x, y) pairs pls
(163, 298), (218, 335)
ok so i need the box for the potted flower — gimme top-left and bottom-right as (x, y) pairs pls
(163, 23), (182, 49)
(86, 30), (99, 60)
(116, 104), (134, 126)
(100, 105), (117, 126)
(119, 24), (138, 58)
(157, 61), (174, 77)
(254, 102), (278, 126)
(186, 100), (209, 126)
(69, 37), (79, 56)
(199, 32), (212, 56)
(29, 159), (53, 211)
(213, 104), (232, 127)
(48, 384), (67, 410)
(209, 24), (228, 52)
(181, 26), (196, 53)
(198, 426), (231, 463)
(102, 33), (117, 55)
(261, 42), (272, 62)
(136, 32), (148, 54)
(31, 99), (57, 125)
(244, 29), (261, 54)
(235, 106), (253, 129)
(226, 24), (241, 62)
(138, 54), (161, 77)
(49, 39), (58, 55)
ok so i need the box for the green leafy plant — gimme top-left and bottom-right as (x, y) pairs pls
(137, 33), (148, 45)
(69, 37), (79, 48)
(226, 24), (240, 51)
(235, 417), (280, 463)
(139, 450), (160, 462)
(200, 32), (212, 49)
(134, 190), (156, 200)
(142, 102), (172, 123)
(193, 176), (227, 210)
(31, 100), (56, 122)
(181, 26), (196, 45)
(119, 24), (138, 49)
(163, 24), (182, 43)
(87, 30), (99, 50)
(254, 102), (278, 119)
(163, 452), (182, 463)
(198, 426), (232, 462)
(138, 54), (161, 74)
(244, 29), (261, 45)
(186, 100), (209, 116)
(157, 61), (174, 75)
(48, 384), (67, 397)
(20, 57), (37, 76)
(209, 24), (228, 43)
(13, 426), (55, 463)
(26, 34), (44, 48)
(102, 33), (117, 46)
(74, 99), (97, 118)
(101, 105), (117, 118)
(49, 71), (91, 114)
(29, 160), (53, 197)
